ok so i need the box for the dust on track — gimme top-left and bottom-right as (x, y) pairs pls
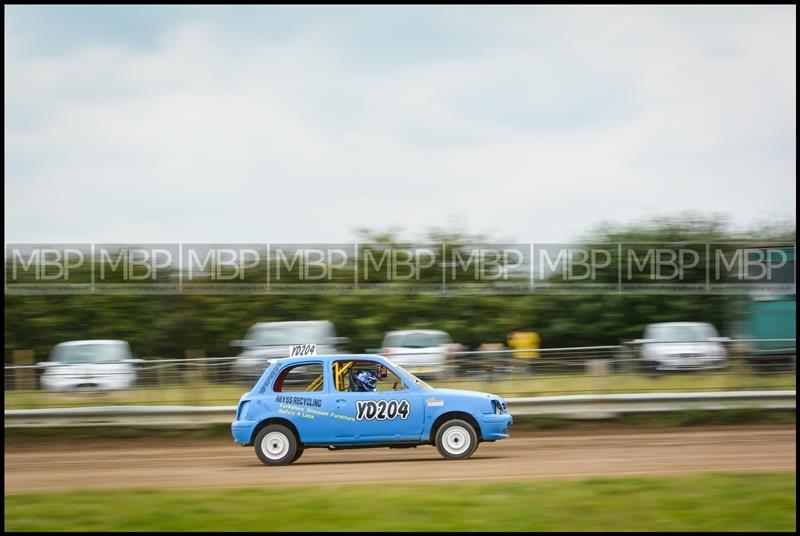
(4, 425), (795, 494)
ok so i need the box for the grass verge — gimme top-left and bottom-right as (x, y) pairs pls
(4, 472), (796, 531)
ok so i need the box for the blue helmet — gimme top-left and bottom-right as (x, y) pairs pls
(354, 370), (378, 392)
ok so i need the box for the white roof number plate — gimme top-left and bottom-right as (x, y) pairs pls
(290, 344), (317, 357)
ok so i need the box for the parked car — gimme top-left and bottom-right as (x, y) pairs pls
(38, 340), (141, 391)
(231, 352), (512, 465)
(380, 329), (453, 379)
(230, 320), (349, 382)
(634, 322), (729, 373)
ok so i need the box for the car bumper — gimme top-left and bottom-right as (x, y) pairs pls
(479, 413), (513, 440)
(41, 375), (134, 391)
(231, 420), (257, 445)
(655, 359), (727, 371)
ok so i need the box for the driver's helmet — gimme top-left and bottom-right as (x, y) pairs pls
(354, 370), (378, 392)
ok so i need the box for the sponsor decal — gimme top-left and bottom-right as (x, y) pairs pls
(275, 395), (322, 407)
(426, 398), (444, 407)
(355, 399), (410, 420)
(259, 364), (280, 394)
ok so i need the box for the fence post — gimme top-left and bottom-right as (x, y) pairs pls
(184, 349), (207, 405)
(12, 350), (36, 391)
(587, 359), (610, 394)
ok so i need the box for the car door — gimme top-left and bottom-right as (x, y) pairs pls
(327, 359), (424, 442)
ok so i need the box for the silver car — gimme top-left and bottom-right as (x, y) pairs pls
(380, 329), (453, 379)
(636, 322), (729, 372)
(231, 320), (349, 382)
(38, 340), (142, 391)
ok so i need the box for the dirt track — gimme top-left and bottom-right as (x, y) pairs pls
(4, 426), (795, 494)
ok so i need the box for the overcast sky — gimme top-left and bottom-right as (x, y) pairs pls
(4, 5), (796, 244)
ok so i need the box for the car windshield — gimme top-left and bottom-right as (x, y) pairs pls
(647, 324), (718, 342)
(392, 363), (434, 390)
(431, 332), (452, 345)
(247, 324), (332, 346)
(50, 343), (131, 364)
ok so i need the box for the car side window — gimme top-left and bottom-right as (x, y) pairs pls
(332, 360), (407, 392)
(273, 363), (323, 392)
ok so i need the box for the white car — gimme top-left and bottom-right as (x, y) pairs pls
(231, 320), (349, 382)
(39, 340), (141, 391)
(636, 322), (729, 372)
(380, 330), (453, 379)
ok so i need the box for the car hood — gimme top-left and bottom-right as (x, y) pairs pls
(44, 363), (128, 375)
(428, 388), (500, 402)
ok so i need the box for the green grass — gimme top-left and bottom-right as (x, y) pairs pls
(5, 367), (796, 410)
(4, 472), (795, 531)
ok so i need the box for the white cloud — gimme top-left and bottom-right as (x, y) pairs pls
(5, 6), (796, 244)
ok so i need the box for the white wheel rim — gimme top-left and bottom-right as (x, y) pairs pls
(261, 432), (290, 460)
(442, 426), (471, 455)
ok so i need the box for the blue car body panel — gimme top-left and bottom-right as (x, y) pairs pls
(231, 354), (512, 447)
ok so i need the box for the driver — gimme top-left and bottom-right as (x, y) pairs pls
(354, 369), (378, 392)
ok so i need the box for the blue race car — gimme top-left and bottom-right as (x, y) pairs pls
(231, 353), (513, 465)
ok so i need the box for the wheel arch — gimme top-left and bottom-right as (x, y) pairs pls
(251, 417), (302, 446)
(429, 411), (482, 444)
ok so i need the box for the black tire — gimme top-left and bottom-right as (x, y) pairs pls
(254, 425), (299, 466)
(291, 445), (305, 463)
(435, 419), (479, 460)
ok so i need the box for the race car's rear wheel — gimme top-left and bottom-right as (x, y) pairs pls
(255, 425), (298, 466)
(435, 419), (478, 460)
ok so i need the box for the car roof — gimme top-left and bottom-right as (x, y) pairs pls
(56, 340), (128, 346)
(647, 322), (712, 327)
(250, 320), (331, 328)
(384, 329), (449, 335)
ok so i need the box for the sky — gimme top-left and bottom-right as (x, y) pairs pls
(4, 5), (797, 244)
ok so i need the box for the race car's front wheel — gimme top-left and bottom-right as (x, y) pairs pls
(254, 425), (299, 466)
(435, 419), (478, 460)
